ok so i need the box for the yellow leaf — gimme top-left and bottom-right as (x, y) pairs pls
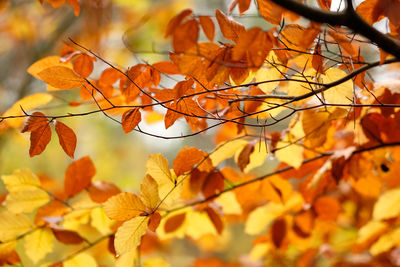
(370, 228), (400, 256)
(63, 253), (98, 267)
(254, 99), (286, 119)
(356, 221), (388, 245)
(116, 250), (137, 267)
(275, 136), (303, 169)
(6, 188), (50, 213)
(321, 67), (353, 104)
(255, 65), (281, 94)
(186, 210), (218, 239)
(245, 202), (285, 235)
(140, 175), (160, 210)
(215, 191), (242, 215)
(24, 228), (54, 264)
(1, 169), (41, 193)
(27, 56), (72, 79)
(37, 66), (84, 90)
(373, 188), (400, 220)
(1, 93), (53, 128)
(90, 207), (114, 235)
(114, 216), (149, 255)
(146, 154), (173, 184)
(243, 141), (269, 173)
(0, 211), (31, 242)
(103, 192), (146, 221)
(284, 69), (316, 99)
(0, 240), (16, 258)
(210, 139), (248, 166)
(143, 258), (170, 267)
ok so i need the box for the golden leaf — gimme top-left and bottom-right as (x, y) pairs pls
(103, 192), (146, 221)
(63, 253), (98, 267)
(24, 228), (54, 264)
(1, 169), (40, 193)
(373, 188), (400, 220)
(0, 211), (31, 242)
(37, 66), (84, 90)
(114, 216), (149, 255)
(5, 188), (49, 213)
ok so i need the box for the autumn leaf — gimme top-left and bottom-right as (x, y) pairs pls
(88, 181), (121, 203)
(0, 211), (31, 242)
(1, 168), (41, 193)
(73, 54), (94, 78)
(199, 16), (215, 41)
(24, 228), (54, 264)
(173, 146), (204, 176)
(54, 121), (77, 158)
(321, 68), (354, 104)
(51, 228), (85, 245)
(140, 175), (160, 210)
(63, 253), (97, 267)
(103, 192), (147, 221)
(215, 9), (245, 42)
(64, 156), (96, 197)
(5, 188), (49, 213)
(114, 216), (149, 255)
(37, 66), (84, 90)
(373, 188), (400, 220)
(121, 108), (141, 134)
(29, 120), (52, 157)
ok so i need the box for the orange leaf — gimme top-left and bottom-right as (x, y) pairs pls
(73, 54), (93, 78)
(314, 196), (341, 221)
(51, 228), (84, 245)
(88, 181), (121, 203)
(152, 61), (180, 75)
(148, 212), (161, 232)
(64, 156), (96, 197)
(215, 9), (245, 42)
(21, 112), (48, 133)
(121, 108), (141, 134)
(54, 121), (77, 158)
(34, 200), (68, 226)
(199, 16), (215, 41)
(237, 143), (254, 171)
(103, 192), (146, 221)
(202, 171), (225, 199)
(239, 0), (251, 14)
(165, 9), (193, 37)
(205, 207), (223, 234)
(257, 0), (283, 25)
(66, 0), (80, 16)
(99, 68), (123, 85)
(317, 0), (331, 10)
(356, 0), (385, 24)
(29, 122), (52, 157)
(164, 213), (186, 233)
(37, 66), (84, 90)
(172, 18), (199, 52)
(173, 146), (204, 176)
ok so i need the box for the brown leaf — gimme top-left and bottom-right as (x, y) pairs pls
(199, 16), (215, 41)
(148, 212), (161, 232)
(205, 207), (223, 234)
(312, 43), (324, 73)
(29, 122), (52, 157)
(202, 171), (225, 199)
(64, 156), (96, 197)
(54, 121), (77, 158)
(215, 9), (245, 42)
(173, 146), (204, 176)
(21, 112), (48, 133)
(237, 143), (255, 171)
(51, 228), (85, 245)
(271, 218), (287, 248)
(73, 54), (93, 78)
(121, 108), (141, 134)
(164, 213), (186, 233)
(88, 181), (121, 203)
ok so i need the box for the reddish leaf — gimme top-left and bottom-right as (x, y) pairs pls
(271, 218), (287, 248)
(88, 181), (121, 203)
(73, 54), (93, 78)
(199, 16), (215, 41)
(202, 171), (225, 199)
(21, 112), (48, 133)
(54, 121), (77, 158)
(121, 108), (141, 134)
(312, 43), (324, 74)
(164, 213), (186, 233)
(165, 9), (193, 37)
(64, 156), (96, 197)
(148, 212), (161, 232)
(51, 228), (85, 245)
(205, 207), (223, 234)
(237, 143), (255, 171)
(173, 146), (204, 176)
(29, 122), (52, 157)
(215, 9), (245, 42)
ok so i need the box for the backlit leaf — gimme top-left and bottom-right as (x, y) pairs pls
(1, 168), (40, 193)
(63, 253), (97, 267)
(73, 54), (93, 78)
(0, 211), (31, 242)
(140, 175), (160, 210)
(321, 68), (354, 104)
(5, 188), (49, 213)
(103, 192), (146, 221)
(27, 56), (71, 79)
(54, 121), (77, 158)
(114, 216), (149, 255)
(24, 228), (54, 264)
(64, 156), (96, 197)
(210, 139), (248, 166)
(373, 188), (400, 220)
(215, 9), (245, 42)
(173, 146), (204, 176)
(275, 137), (303, 169)
(146, 153), (173, 184)
(314, 196), (341, 221)
(88, 181), (121, 203)
(121, 108), (141, 134)
(165, 9), (193, 37)
(37, 66), (84, 90)
(29, 122), (51, 157)
(199, 16), (215, 41)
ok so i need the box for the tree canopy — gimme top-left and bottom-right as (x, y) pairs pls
(1, 0), (400, 266)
